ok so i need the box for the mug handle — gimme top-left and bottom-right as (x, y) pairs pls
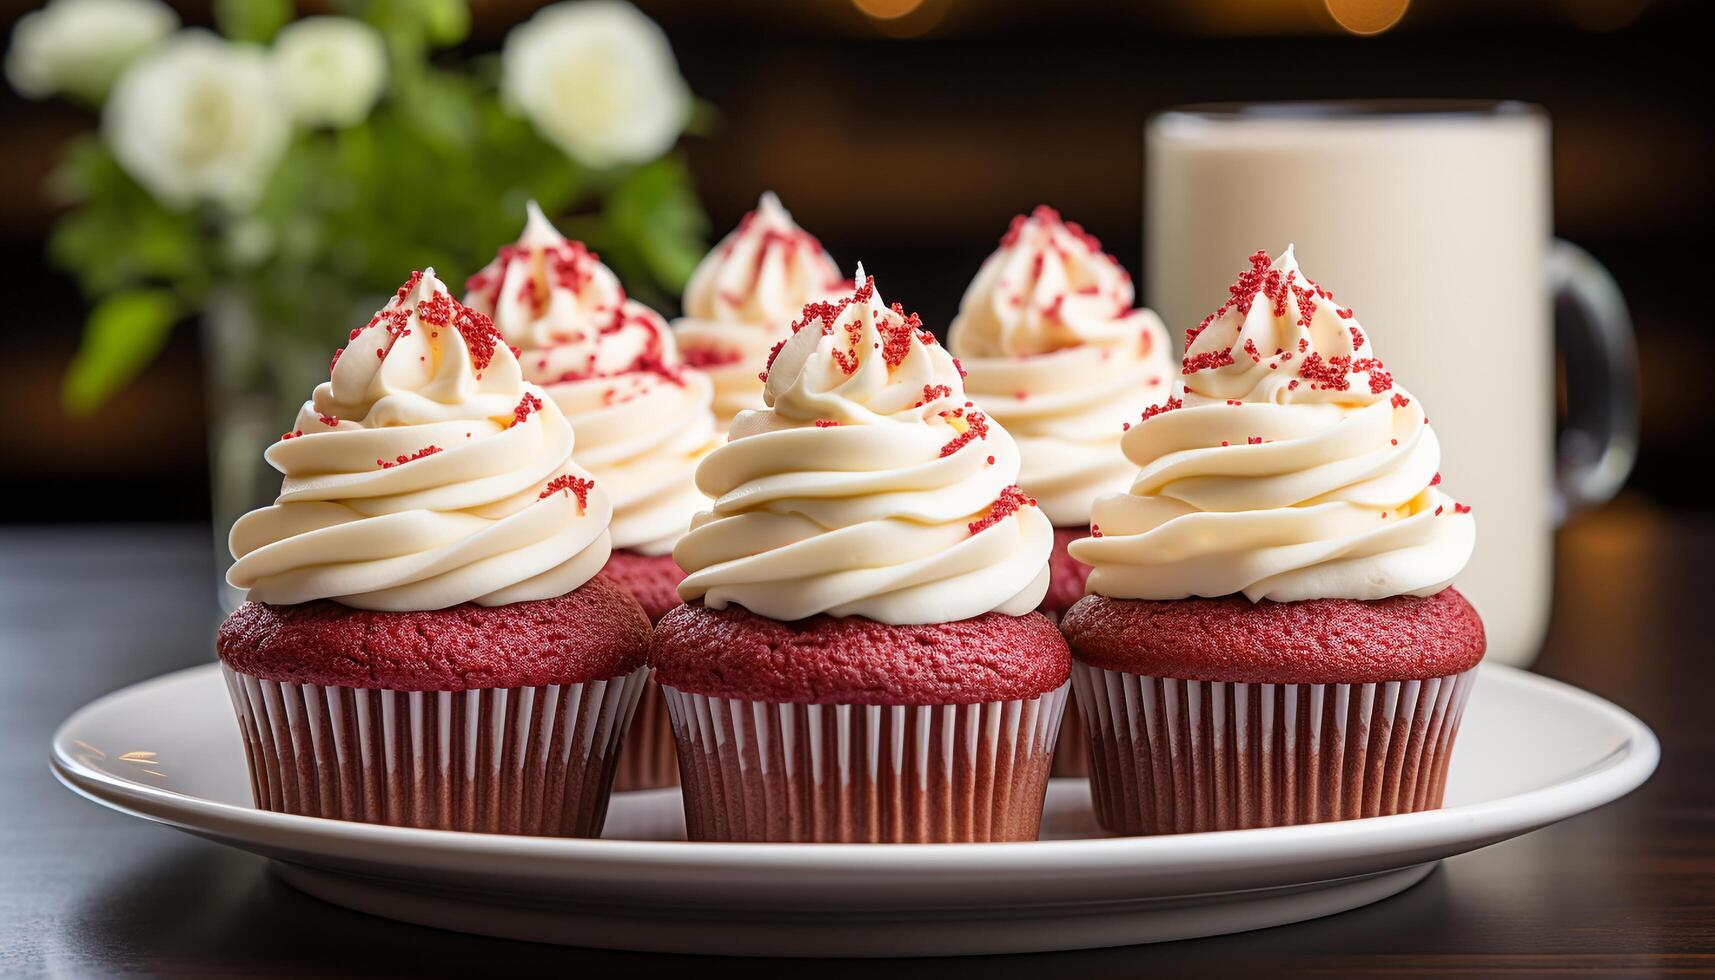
(1549, 239), (1638, 523)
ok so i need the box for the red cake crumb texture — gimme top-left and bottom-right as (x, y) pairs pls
(1040, 526), (1094, 618)
(1060, 588), (1485, 685)
(216, 575), (649, 691)
(652, 603), (1070, 706)
(601, 549), (687, 624)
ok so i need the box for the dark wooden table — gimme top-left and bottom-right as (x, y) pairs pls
(2, 512), (1709, 977)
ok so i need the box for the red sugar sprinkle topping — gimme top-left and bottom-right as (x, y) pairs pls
(968, 485), (1034, 535)
(986, 455), (995, 465)
(1392, 392), (1411, 408)
(1182, 348), (1236, 374)
(813, 418), (841, 428)
(329, 349), (342, 372)
(916, 383), (953, 407)
(511, 392), (543, 426)
(1247, 436), (1263, 445)
(317, 414), (337, 427)
(377, 445), (442, 469)
(280, 430), (303, 440)
(1243, 338), (1262, 363)
(1139, 394), (1184, 423)
(938, 409), (990, 458)
(1435, 505), (1444, 516)
(539, 474), (595, 511)
(682, 345), (743, 370)
(1349, 325), (1366, 348)
(1454, 502), (1472, 514)
(1090, 524), (1102, 538)
(1431, 472), (1442, 486)
(452, 304), (504, 372)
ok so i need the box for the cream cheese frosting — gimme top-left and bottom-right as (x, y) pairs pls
(1071, 246), (1475, 603)
(464, 203), (719, 555)
(948, 206), (1173, 525)
(227, 269), (612, 610)
(675, 269), (1053, 624)
(673, 192), (846, 425)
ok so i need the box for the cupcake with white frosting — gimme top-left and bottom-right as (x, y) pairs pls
(218, 269), (650, 836)
(1061, 247), (1485, 835)
(465, 204), (721, 790)
(652, 269), (1071, 843)
(949, 205), (1173, 619)
(673, 191), (847, 426)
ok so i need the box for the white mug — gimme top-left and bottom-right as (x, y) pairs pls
(1146, 101), (1636, 667)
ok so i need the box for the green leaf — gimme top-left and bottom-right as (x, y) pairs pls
(355, 0), (469, 53)
(62, 290), (184, 414)
(605, 157), (709, 293)
(214, 0), (292, 43)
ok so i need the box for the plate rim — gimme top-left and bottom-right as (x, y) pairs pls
(50, 661), (1659, 876)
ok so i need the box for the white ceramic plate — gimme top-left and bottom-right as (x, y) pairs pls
(51, 663), (1656, 957)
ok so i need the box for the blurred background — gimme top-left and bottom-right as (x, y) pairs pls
(1, 0), (1708, 525)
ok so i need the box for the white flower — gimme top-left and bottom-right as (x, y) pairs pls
(103, 31), (289, 211)
(271, 17), (387, 128)
(4, 0), (177, 102)
(502, 0), (690, 169)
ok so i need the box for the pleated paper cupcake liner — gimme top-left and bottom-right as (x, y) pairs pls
(221, 664), (647, 837)
(613, 677), (679, 791)
(660, 683), (1069, 843)
(1072, 663), (1477, 835)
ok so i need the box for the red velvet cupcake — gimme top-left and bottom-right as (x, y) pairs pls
(465, 205), (723, 795)
(654, 605), (1068, 842)
(220, 270), (649, 836)
(947, 206), (1175, 778)
(1066, 247), (1483, 835)
(662, 272), (1069, 842)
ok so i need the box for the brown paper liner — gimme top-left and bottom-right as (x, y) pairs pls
(660, 684), (1069, 842)
(613, 677), (679, 790)
(1073, 663), (1477, 835)
(221, 665), (646, 837)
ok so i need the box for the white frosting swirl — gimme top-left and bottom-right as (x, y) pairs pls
(227, 269), (612, 610)
(1071, 246), (1474, 602)
(675, 270), (1053, 624)
(672, 192), (845, 425)
(949, 206), (1173, 525)
(465, 203), (719, 555)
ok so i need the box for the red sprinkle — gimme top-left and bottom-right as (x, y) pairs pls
(1090, 524), (1103, 538)
(317, 414), (337, 427)
(1431, 472), (1442, 486)
(682, 345), (743, 369)
(1392, 392), (1411, 408)
(1138, 394), (1184, 423)
(938, 409), (991, 458)
(968, 485), (1034, 535)
(511, 392), (543, 426)
(813, 418), (841, 428)
(280, 430), (303, 440)
(1454, 503), (1472, 514)
(377, 445), (442, 469)
(917, 383), (953, 407)
(539, 473), (595, 512)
